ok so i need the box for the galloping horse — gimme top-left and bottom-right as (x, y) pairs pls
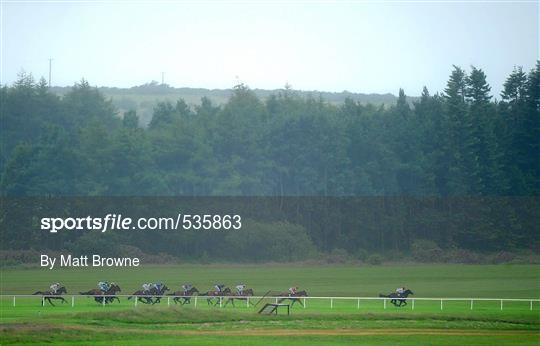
(277, 290), (308, 307)
(149, 285), (170, 305)
(224, 288), (254, 307)
(80, 284), (122, 304)
(201, 287), (232, 306)
(128, 289), (153, 304)
(168, 287), (200, 305)
(379, 289), (414, 307)
(128, 285), (170, 305)
(33, 286), (68, 306)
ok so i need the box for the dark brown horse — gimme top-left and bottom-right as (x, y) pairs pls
(379, 289), (414, 307)
(80, 284), (121, 304)
(224, 288), (254, 307)
(168, 287), (199, 305)
(276, 290), (308, 307)
(128, 290), (153, 304)
(201, 287), (232, 306)
(128, 285), (169, 305)
(149, 284), (170, 305)
(33, 286), (68, 306)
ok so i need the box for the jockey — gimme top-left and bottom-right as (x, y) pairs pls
(288, 286), (298, 296)
(50, 282), (61, 294)
(142, 283), (152, 294)
(214, 284), (225, 293)
(182, 283), (192, 295)
(98, 281), (110, 292)
(396, 287), (405, 295)
(153, 282), (164, 292)
(236, 284), (246, 295)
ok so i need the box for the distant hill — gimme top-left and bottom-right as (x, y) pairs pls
(50, 83), (409, 126)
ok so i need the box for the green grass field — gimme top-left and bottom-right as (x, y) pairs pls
(1, 264), (539, 345)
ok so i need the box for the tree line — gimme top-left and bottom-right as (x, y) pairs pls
(2, 64), (538, 197)
(0, 64), (538, 260)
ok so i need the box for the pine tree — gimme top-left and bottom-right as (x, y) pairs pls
(523, 62), (540, 193)
(443, 66), (479, 194)
(396, 88), (410, 118)
(500, 66), (530, 194)
(466, 66), (500, 194)
(501, 66), (527, 104)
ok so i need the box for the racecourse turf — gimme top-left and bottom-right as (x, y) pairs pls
(1, 264), (539, 345)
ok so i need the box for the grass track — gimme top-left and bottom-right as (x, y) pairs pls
(1, 264), (539, 345)
(2, 264), (539, 297)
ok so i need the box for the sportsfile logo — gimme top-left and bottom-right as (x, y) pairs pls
(40, 214), (132, 233)
(40, 214), (242, 233)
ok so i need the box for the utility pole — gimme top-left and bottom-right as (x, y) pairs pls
(48, 58), (53, 87)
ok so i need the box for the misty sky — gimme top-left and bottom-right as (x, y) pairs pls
(2, 1), (538, 96)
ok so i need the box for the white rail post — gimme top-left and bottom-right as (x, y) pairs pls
(42, 296), (44, 306)
(383, 298), (386, 309)
(102, 296), (106, 307)
(357, 298), (360, 309)
(167, 297), (170, 307)
(530, 300), (533, 311)
(194, 296), (197, 308)
(303, 298), (306, 309)
(72, 296), (74, 307)
(470, 299), (473, 310)
(412, 299), (415, 310)
(500, 300), (503, 311)
(440, 299), (443, 310)
(13, 296), (15, 307)
(246, 297), (249, 308)
(330, 298), (333, 309)
(219, 297), (222, 308)
(135, 297), (138, 307)
(275, 297), (278, 304)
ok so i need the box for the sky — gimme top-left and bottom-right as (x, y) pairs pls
(1, 0), (538, 96)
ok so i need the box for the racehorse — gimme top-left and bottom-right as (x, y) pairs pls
(379, 289), (414, 307)
(128, 285), (170, 305)
(168, 287), (199, 305)
(33, 286), (68, 306)
(149, 284), (170, 305)
(80, 284), (122, 304)
(276, 290), (308, 307)
(128, 289), (153, 304)
(224, 288), (254, 307)
(201, 287), (232, 306)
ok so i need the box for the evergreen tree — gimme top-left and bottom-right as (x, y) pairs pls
(523, 62), (540, 193)
(466, 66), (500, 194)
(396, 88), (410, 117)
(500, 66), (530, 194)
(444, 66), (479, 194)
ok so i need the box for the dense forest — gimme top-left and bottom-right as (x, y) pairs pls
(2, 64), (538, 196)
(1, 63), (539, 262)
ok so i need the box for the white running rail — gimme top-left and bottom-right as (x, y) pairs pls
(2, 295), (539, 311)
